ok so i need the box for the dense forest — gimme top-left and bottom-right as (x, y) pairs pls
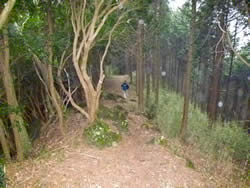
(0, 0), (249, 187)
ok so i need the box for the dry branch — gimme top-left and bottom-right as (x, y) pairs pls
(217, 21), (250, 67)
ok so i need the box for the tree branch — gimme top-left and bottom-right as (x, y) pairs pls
(217, 21), (250, 67)
(0, 0), (16, 30)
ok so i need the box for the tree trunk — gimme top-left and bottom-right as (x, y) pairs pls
(180, 0), (196, 138)
(146, 67), (151, 107)
(87, 92), (99, 123)
(0, 119), (11, 160)
(155, 37), (160, 105)
(152, 51), (156, 91)
(129, 53), (133, 84)
(125, 51), (129, 75)
(137, 20), (145, 112)
(207, 14), (225, 124)
(0, 0), (16, 30)
(0, 26), (31, 161)
(223, 20), (238, 120)
(47, 6), (64, 135)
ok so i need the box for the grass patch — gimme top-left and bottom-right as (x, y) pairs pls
(186, 158), (195, 169)
(101, 92), (124, 102)
(98, 105), (129, 132)
(153, 89), (250, 163)
(0, 164), (6, 188)
(83, 120), (121, 148)
(141, 122), (160, 132)
(147, 136), (168, 147)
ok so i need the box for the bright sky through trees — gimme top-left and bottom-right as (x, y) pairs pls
(169, 0), (186, 11)
(169, 0), (249, 48)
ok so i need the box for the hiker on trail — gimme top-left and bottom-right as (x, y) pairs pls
(121, 81), (129, 99)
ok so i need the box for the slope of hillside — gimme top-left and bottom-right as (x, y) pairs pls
(6, 76), (236, 188)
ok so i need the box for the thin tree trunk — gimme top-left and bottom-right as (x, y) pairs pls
(223, 20), (238, 119)
(0, 26), (31, 161)
(47, 6), (64, 135)
(125, 50), (129, 75)
(180, 0), (196, 138)
(146, 67), (151, 107)
(207, 13), (225, 124)
(155, 37), (160, 105)
(137, 20), (144, 112)
(152, 52), (156, 91)
(0, 119), (11, 160)
(201, 56), (209, 112)
(129, 53), (133, 84)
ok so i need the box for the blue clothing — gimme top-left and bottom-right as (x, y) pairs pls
(121, 83), (129, 91)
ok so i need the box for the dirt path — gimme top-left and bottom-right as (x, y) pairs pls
(6, 76), (216, 188)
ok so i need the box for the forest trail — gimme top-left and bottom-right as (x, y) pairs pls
(7, 76), (216, 188)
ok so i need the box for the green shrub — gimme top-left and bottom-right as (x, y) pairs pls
(98, 105), (129, 132)
(0, 165), (6, 188)
(83, 120), (121, 148)
(148, 136), (168, 147)
(97, 105), (114, 119)
(101, 92), (124, 101)
(186, 158), (195, 169)
(155, 89), (250, 162)
(145, 103), (157, 120)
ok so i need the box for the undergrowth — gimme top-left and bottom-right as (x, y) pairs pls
(83, 120), (121, 148)
(148, 89), (250, 163)
(0, 162), (6, 188)
(98, 105), (129, 132)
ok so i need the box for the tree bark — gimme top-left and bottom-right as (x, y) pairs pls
(0, 0), (16, 30)
(223, 20), (238, 119)
(207, 13), (225, 124)
(0, 26), (31, 161)
(155, 37), (160, 105)
(136, 20), (145, 112)
(146, 51), (151, 107)
(0, 119), (11, 160)
(129, 53), (133, 84)
(180, 0), (196, 138)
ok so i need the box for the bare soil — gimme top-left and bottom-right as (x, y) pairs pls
(6, 76), (223, 188)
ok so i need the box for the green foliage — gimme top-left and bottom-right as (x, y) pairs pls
(145, 103), (157, 120)
(155, 90), (250, 162)
(186, 158), (195, 169)
(97, 105), (114, 119)
(83, 120), (121, 148)
(98, 105), (129, 132)
(101, 92), (124, 102)
(0, 103), (24, 117)
(0, 164), (6, 188)
(148, 136), (168, 147)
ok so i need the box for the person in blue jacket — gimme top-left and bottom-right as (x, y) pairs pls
(121, 80), (129, 99)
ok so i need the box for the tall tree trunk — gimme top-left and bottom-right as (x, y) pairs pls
(125, 50), (129, 75)
(137, 20), (145, 112)
(176, 59), (180, 93)
(146, 53), (151, 107)
(129, 53), (133, 84)
(155, 37), (160, 105)
(223, 20), (238, 119)
(201, 55), (209, 112)
(47, 6), (64, 135)
(0, 119), (11, 160)
(207, 13), (225, 124)
(151, 52), (156, 91)
(180, 0), (196, 138)
(0, 26), (31, 161)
